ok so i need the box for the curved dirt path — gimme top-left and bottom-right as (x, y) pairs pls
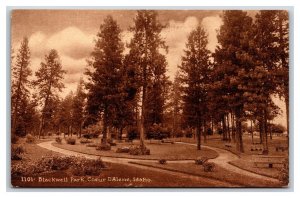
(175, 142), (279, 183)
(37, 141), (235, 187)
(38, 140), (278, 184)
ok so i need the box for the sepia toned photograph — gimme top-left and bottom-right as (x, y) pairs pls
(10, 9), (289, 188)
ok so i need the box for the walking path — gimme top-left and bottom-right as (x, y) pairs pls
(38, 140), (279, 184)
(175, 142), (279, 183)
(37, 141), (234, 186)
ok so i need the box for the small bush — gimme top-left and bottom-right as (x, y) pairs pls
(116, 147), (130, 153)
(158, 159), (167, 164)
(146, 124), (171, 140)
(55, 137), (62, 144)
(12, 163), (32, 177)
(38, 156), (76, 171)
(25, 134), (35, 143)
(203, 162), (215, 172)
(195, 157), (209, 165)
(11, 156), (107, 177)
(70, 157), (105, 176)
(66, 138), (76, 145)
(278, 158), (289, 185)
(48, 132), (52, 136)
(11, 144), (26, 160)
(80, 139), (93, 144)
(129, 145), (150, 155)
(96, 143), (111, 151)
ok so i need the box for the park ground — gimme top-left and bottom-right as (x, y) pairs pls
(11, 134), (288, 188)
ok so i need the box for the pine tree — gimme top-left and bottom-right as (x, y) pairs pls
(275, 11), (289, 139)
(244, 10), (282, 153)
(170, 72), (183, 137)
(179, 25), (211, 150)
(33, 49), (65, 138)
(127, 10), (168, 148)
(11, 37), (32, 136)
(214, 11), (254, 153)
(72, 78), (86, 137)
(85, 16), (124, 145)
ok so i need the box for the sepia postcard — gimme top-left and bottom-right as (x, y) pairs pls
(10, 9), (289, 188)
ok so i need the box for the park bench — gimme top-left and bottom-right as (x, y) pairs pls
(275, 146), (288, 152)
(254, 158), (284, 168)
(225, 144), (232, 148)
(161, 139), (174, 144)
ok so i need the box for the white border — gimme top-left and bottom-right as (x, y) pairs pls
(1, 0), (299, 196)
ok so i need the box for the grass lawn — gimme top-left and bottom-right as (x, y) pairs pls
(229, 156), (285, 179)
(171, 135), (288, 157)
(11, 138), (63, 163)
(129, 161), (283, 187)
(11, 138), (226, 187)
(53, 137), (218, 160)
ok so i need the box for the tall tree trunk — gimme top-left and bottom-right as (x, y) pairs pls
(38, 116), (44, 139)
(140, 85), (146, 148)
(102, 107), (108, 145)
(79, 122), (82, 138)
(235, 107), (244, 153)
(250, 120), (254, 144)
(259, 120), (263, 144)
(231, 112), (236, 143)
(203, 120), (207, 143)
(222, 115), (227, 141)
(227, 113), (231, 142)
(211, 116), (214, 135)
(119, 127), (123, 140)
(197, 125), (201, 150)
(269, 120), (273, 140)
(262, 109), (269, 154)
(285, 96), (289, 146)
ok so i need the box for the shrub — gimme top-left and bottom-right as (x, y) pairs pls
(37, 156), (76, 171)
(158, 159), (167, 164)
(82, 123), (101, 139)
(25, 134), (35, 143)
(11, 144), (26, 160)
(96, 143), (111, 151)
(66, 138), (76, 145)
(70, 157), (105, 176)
(278, 158), (289, 185)
(11, 135), (19, 144)
(195, 157), (209, 165)
(129, 145), (150, 155)
(207, 128), (213, 135)
(12, 163), (32, 177)
(174, 130), (184, 138)
(48, 132), (52, 136)
(146, 124), (171, 140)
(203, 162), (215, 172)
(116, 147), (130, 153)
(11, 156), (107, 177)
(55, 137), (62, 144)
(80, 139), (93, 144)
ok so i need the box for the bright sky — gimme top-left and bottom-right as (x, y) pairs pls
(11, 10), (287, 127)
